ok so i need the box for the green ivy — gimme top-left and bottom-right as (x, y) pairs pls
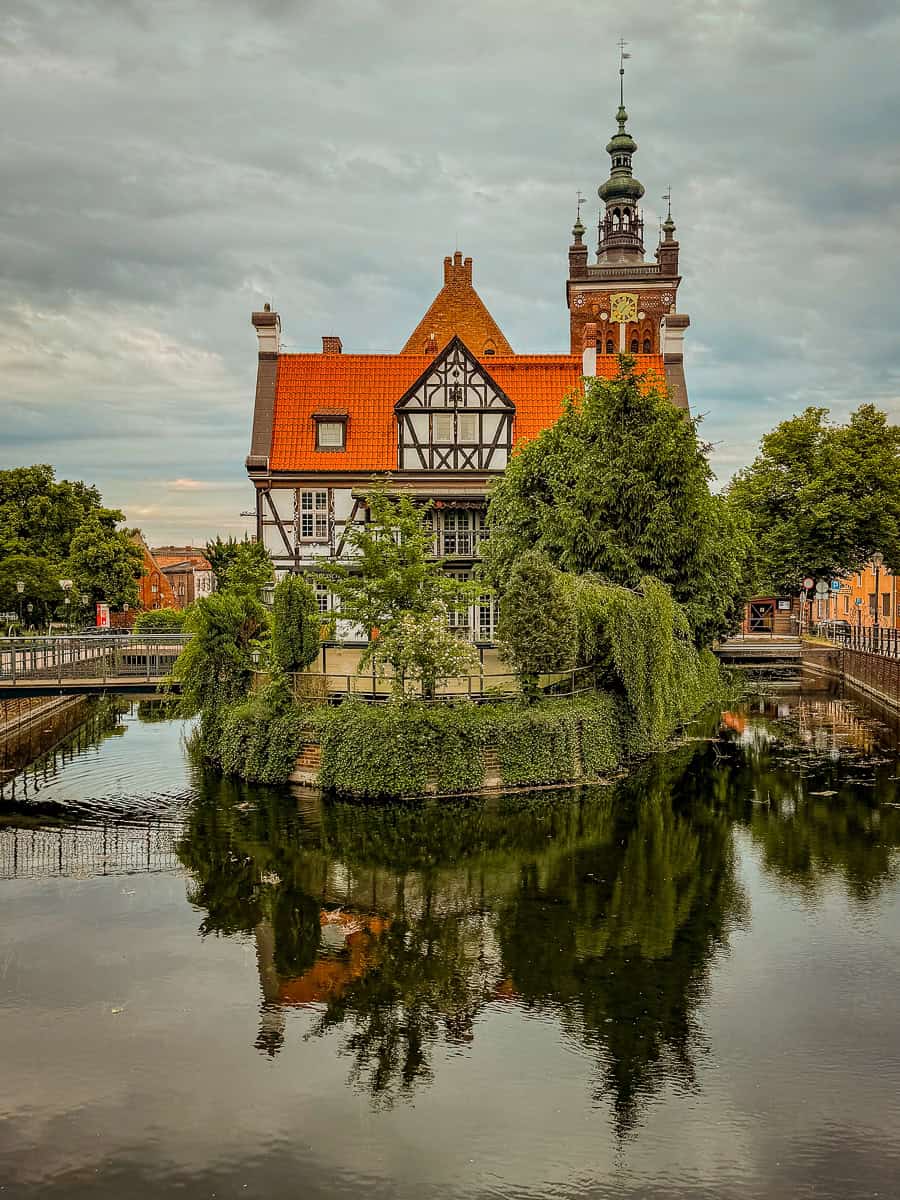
(318, 700), (486, 798)
(198, 646), (725, 796)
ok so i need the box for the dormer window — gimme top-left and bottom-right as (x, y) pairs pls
(312, 410), (348, 450)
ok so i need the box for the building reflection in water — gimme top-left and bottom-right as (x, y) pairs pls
(176, 726), (747, 1131)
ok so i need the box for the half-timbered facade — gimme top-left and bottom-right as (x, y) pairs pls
(245, 74), (690, 643)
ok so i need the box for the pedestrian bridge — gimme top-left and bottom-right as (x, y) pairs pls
(0, 635), (187, 697)
(0, 819), (183, 880)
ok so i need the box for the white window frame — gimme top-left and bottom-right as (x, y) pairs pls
(316, 421), (345, 449)
(478, 594), (498, 643)
(314, 580), (331, 614)
(434, 413), (453, 443)
(458, 413), (478, 443)
(298, 490), (329, 542)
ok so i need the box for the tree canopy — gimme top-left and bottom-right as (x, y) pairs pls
(0, 464), (120, 560)
(204, 535), (272, 596)
(68, 517), (143, 609)
(482, 362), (750, 645)
(0, 464), (142, 619)
(315, 483), (471, 665)
(727, 404), (900, 592)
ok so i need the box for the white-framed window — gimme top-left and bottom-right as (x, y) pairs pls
(446, 570), (470, 634)
(441, 509), (484, 556)
(316, 421), (345, 449)
(434, 413), (453, 442)
(458, 413), (477, 442)
(478, 595), (498, 642)
(314, 581), (331, 614)
(299, 490), (328, 540)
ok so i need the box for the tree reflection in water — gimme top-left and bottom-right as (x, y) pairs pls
(717, 695), (900, 902)
(176, 728), (745, 1127)
(174, 692), (900, 1131)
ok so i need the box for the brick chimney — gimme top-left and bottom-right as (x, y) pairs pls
(251, 303), (280, 355)
(581, 322), (597, 378)
(322, 336), (343, 355)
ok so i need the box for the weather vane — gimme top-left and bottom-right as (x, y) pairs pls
(617, 38), (631, 105)
(576, 190), (585, 222)
(662, 186), (672, 220)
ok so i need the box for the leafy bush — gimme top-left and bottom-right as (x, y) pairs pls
(133, 607), (186, 633)
(213, 678), (306, 785)
(375, 610), (479, 698)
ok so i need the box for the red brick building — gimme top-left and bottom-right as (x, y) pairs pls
(132, 534), (177, 611)
(151, 547), (215, 610)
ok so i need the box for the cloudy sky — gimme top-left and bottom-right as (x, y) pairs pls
(3, 0), (899, 545)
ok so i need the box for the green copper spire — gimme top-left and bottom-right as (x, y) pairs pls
(597, 44), (645, 261)
(598, 60), (644, 205)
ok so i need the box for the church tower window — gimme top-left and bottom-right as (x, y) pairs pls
(642, 337), (651, 353)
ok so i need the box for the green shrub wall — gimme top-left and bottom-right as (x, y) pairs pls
(201, 660), (724, 797)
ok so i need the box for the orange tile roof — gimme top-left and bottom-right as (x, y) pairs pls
(401, 251), (513, 356)
(154, 553), (213, 571)
(269, 353), (666, 472)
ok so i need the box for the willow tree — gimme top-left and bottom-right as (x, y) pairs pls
(482, 360), (750, 645)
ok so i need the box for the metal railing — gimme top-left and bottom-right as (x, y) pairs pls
(276, 664), (599, 704)
(0, 635), (189, 685)
(0, 820), (182, 880)
(811, 624), (900, 658)
(847, 625), (900, 658)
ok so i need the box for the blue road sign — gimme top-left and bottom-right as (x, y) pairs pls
(830, 579), (841, 591)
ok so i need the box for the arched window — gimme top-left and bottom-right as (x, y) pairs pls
(483, 340), (496, 357)
(622, 208), (630, 229)
(612, 207), (621, 231)
(630, 337), (639, 353)
(606, 339), (614, 354)
(642, 337), (651, 353)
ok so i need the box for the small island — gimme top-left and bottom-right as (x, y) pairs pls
(170, 365), (742, 798)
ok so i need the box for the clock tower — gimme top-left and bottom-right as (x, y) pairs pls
(566, 59), (690, 410)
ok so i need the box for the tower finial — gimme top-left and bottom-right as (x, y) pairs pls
(662, 186), (672, 221)
(617, 38), (631, 109)
(576, 190), (585, 223)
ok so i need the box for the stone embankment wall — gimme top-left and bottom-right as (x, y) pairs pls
(0, 696), (81, 737)
(803, 641), (900, 711)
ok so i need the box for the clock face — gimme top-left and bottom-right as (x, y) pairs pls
(609, 292), (638, 323)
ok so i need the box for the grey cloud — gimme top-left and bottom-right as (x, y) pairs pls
(2, 0), (900, 541)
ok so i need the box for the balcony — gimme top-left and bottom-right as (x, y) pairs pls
(435, 530), (486, 559)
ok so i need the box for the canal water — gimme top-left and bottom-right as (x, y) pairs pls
(1, 689), (899, 1199)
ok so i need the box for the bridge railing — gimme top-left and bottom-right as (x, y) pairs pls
(0, 636), (190, 685)
(846, 626), (900, 658)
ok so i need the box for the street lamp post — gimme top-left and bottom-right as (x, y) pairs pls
(16, 580), (24, 625)
(59, 578), (73, 632)
(873, 552), (884, 648)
